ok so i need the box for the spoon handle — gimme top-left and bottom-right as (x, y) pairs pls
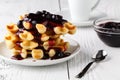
(76, 61), (94, 78)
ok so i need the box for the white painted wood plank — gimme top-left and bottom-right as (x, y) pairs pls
(3, 62), (68, 80)
(95, 0), (120, 18)
(59, 0), (69, 10)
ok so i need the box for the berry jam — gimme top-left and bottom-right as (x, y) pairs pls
(95, 21), (120, 47)
(51, 51), (71, 60)
(16, 10), (67, 44)
(11, 55), (24, 60)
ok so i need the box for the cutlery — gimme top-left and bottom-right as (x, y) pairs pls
(76, 50), (107, 78)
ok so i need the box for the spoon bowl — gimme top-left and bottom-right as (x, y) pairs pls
(93, 50), (107, 61)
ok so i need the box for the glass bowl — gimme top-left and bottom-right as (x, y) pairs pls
(94, 17), (120, 47)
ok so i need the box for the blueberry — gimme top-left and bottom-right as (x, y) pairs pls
(32, 20), (37, 24)
(28, 13), (36, 18)
(112, 27), (116, 31)
(46, 12), (50, 15)
(117, 23), (120, 27)
(104, 22), (115, 28)
(17, 20), (24, 28)
(55, 50), (65, 58)
(36, 11), (42, 15)
(57, 15), (62, 19)
(42, 10), (50, 14)
(52, 14), (55, 19)
(42, 14), (46, 18)
(42, 10), (48, 14)
(55, 15), (59, 20)
(46, 14), (52, 19)
(42, 10), (47, 13)
(115, 23), (120, 29)
(31, 20), (37, 26)
(58, 52), (65, 58)
(53, 15), (63, 21)
(42, 53), (49, 59)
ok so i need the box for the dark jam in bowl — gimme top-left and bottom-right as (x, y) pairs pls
(94, 21), (120, 47)
(96, 31), (120, 47)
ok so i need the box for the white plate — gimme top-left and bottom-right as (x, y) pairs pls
(56, 9), (107, 27)
(0, 38), (80, 66)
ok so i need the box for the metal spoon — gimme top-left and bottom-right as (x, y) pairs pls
(76, 50), (107, 78)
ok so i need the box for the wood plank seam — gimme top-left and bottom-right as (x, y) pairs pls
(58, 0), (62, 11)
(67, 61), (70, 80)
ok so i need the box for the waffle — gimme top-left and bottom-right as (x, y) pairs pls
(5, 10), (76, 60)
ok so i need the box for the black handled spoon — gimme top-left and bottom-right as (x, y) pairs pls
(76, 50), (107, 78)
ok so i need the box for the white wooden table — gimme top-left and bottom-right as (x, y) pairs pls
(0, 0), (120, 80)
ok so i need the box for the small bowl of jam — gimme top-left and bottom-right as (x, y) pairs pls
(94, 18), (120, 47)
